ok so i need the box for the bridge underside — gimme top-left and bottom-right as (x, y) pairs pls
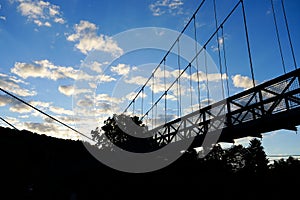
(192, 106), (300, 148)
(149, 68), (300, 150)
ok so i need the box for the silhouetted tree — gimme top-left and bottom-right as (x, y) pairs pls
(243, 138), (269, 174)
(224, 144), (247, 172)
(92, 114), (160, 153)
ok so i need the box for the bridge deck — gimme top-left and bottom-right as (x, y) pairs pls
(148, 68), (300, 148)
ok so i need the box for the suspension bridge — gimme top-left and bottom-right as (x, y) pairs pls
(121, 0), (300, 149)
(0, 0), (299, 151)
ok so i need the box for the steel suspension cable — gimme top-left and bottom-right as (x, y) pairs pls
(0, 87), (93, 141)
(177, 40), (182, 117)
(132, 100), (135, 115)
(141, 87), (144, 116)
(193, 15), (201, 110)
(0, 116), (19, 131)
(140, 0), (242, 121)
(152, 74), (154, 128)
(221, 26), (230, 97)
(271, 0), (286, 74)
(155, 103), (157, 127)
(122, 0), (206, 114)
(189, 64), (193, 112)
(241, 0), (256, 87)
(204, 46), (210, 105)
(164, 58), (167, 124)
(213, 0), (225, 100)
(281, 0), (297, 69)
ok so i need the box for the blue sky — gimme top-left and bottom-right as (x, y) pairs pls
(0, 0), (300, 156)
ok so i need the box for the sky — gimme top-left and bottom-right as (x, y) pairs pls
(0, 0), (300, 156)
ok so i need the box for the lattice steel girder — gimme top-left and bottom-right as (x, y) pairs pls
(148, 68), (300, 147)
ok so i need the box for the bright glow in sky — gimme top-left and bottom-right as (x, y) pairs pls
(0, 0), (300, 155)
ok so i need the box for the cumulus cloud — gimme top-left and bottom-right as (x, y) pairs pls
(49, 106), (73, 116)
(87, 61), (104, 73)
(15, 0), (65, 27)
(96, 74), (116, 83)
(58, 85), (93, 96)
(123, 68), (227, 97)
(24, 122), (58, 133)
(96, 93), (123, 104)
(11, 60), (110, 82)
(0, 73), (36, 97)
(31, 100), (51, 108)
(11, 60), (79, 80)
(0, 95), (12, 106)
(125, 92), (147, 101)
(9, 102), (32, 113)
(111, 63), (130, 76)
(124, 76), (149, 85)
(34, 19), (51, 27)
(9, 100), (51, 114)
(44, 115), (80, 125)
(76, 97), (94, 108)
(232, 74), (256, 90)
(25, 121), (81, 140)
(191, 71), (228, 82)
(94, 93), (124, 115)
(58, 85), (74, 96)
(67, 20), (123, 56)
(149, 0), (184, 16)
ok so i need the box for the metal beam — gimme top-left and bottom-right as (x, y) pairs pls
(148, 68), (300, 148)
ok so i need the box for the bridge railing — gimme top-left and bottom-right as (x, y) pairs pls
(148, 68), (300, 146)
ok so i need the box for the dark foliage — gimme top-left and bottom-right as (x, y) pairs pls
(0, 126), (299, 200)
(91, 114), (160, 153)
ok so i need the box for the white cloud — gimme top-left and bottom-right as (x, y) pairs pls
(97, 74), (116, 83)
(11, 59), (111, 82)
(111, 63), (130, 76)
(124, 76), (149, 85)
(9, 102), (32, 113)
(58, 85), (93, 96)
(34, 19), (51, 27)
(5, 116), (19, 124)
(76, 97), (94, 108)
(191, 71), (228, 82)
(31, 100), (51, 108)
(0, 16), (6, 21)
(232, 74), (256, 90)
(87, 61), (104, 73)
(96, 93), (123, 104)
(149, 0), (184, 16)
(94, 93), (124, 115)
(67, 20), (123, 56)
(9, 100), (52, 114)
(124, 91), (147, 101)
(88, 82), (97, 89)
(11, 60), (116, 95)
(24, 122), (58, 133)
(54, 17), (64, 24)
(58, 85), (74, 96)
(24, 121), (81, 140)
(0, 73), (36, 97)
(0, 95), (12, 106)
(15, 0), (65, 27)
(49, 106), (73, 116)
(11, 60), (78, 80)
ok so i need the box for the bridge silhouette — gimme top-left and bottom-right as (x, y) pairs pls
(0, 0), (299, 151)
(120, 0), (299, 149)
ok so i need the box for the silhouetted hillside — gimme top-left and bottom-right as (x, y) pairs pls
(0, 126), (299, 200)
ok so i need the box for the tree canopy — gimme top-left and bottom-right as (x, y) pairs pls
(91, 114), (160, 153)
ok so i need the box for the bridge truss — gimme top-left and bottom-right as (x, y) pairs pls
(149, 68), (300, 148)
